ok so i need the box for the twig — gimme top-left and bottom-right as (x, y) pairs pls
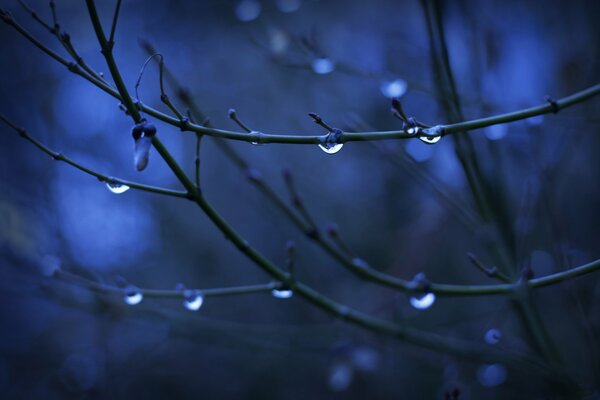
(0, 114), (189, 199)
(3, 9), (598, 145)
(55, 269), (280, 299)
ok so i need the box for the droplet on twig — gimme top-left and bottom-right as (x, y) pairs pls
(272, 288), (293, 299)
(409, 292), (436, 309)
(183, 289), (204, 311)
(106, 182), (130, 194)
(124, 289), (143, 305)
(318, 128), (344, 154)
(131, 120), (157, 171)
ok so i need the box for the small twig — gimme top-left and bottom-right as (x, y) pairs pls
(49, 0), (58, 32)
(283, 169), (320, 238)
(467, 252), (511, 283)
(135, 53), (185, 120)
(0, 114), (189, 199)
(308, 112), (334, 132)
(325, 223), (355, 257)
(107, 0), (122, 48)
(55, 269), (281, 300)
(228, 108), (252, 133)
(16, 0), (53, 32)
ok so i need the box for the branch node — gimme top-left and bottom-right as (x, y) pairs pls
(545, 95), (560, 114)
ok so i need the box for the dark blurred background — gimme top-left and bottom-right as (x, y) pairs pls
(1, 0), (599, 398)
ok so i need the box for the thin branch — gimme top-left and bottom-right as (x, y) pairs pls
(467, 252), (510, 283)
(0, 114), (189, 199)
(3, 9), (598, 146)
(135, 53), (185, 120)
(108, 0), (122, 47)
(55, 269), (280, 299)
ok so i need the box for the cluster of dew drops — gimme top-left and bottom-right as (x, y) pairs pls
(121, 284), (293, 312)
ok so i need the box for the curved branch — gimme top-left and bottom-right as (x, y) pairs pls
(2, 8), (599, 145)
(0, 114), (189, 199)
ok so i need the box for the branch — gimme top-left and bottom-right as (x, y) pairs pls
(0, 114), (189, 199)
(2, 8), (598, 145)
(55, 269), (280, 300)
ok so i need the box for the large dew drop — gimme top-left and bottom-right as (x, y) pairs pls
(419, 135), (442, 145)
(409, 293), (436, 309)
(106, 182), (130, 194)
(272, 288), (293, 299)
(318, 142), (344, 154)
(183, 290), (204, 311)
(124, 291), (143, 305)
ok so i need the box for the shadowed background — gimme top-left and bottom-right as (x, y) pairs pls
(0, 0), (599, 398)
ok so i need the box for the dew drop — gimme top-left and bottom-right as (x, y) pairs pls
(329, 362), (353, 392)
(234, 0), (261, 21)
(272, 288), (293, 299)
(380, 79), (407, 99)
(409, 292), (436, 309)
(312, 58), (335, 75)
(419, 135), (442, 144)
(134, 136), (153, 171)
(106, 182), (130, 194)
(183, 289), (204, 311)
(124, 290), (143, 305)
(318, 142), (343, 154)
(484, 328), (502, 344)
(407, 127), (419, 135)
(477, 363), (507, 387)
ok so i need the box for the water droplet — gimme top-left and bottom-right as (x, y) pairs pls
(234, 0), (261, 21)
(419, 135), (442, 144)
(106, 182), (130, 194)
(312, 58), (335, 75)
(318, 142), (343, 154)
(183, 289), (204, 311)
(124, 290), (143, 305)
(409, 292), (436, 309)
(477, 363), (507, 387)
(272, 288), (293, 299)
(484, 328), (502, 344)
(329, 362), (353, 391)
(484, 124), (507, 141)
(318, 129), (344, 154)
(249, 131), (263, 145)
(134, 136), (152, 171)
(276, 0), (301, 13)
(380, 79), (407, 98)
(406, 126), (420, 136)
